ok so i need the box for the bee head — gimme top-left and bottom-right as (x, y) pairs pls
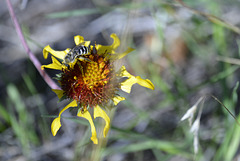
(64, 55), (71, 63)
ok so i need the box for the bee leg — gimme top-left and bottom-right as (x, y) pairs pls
(92, 42), (97, 55)
(77, 57), (92, 62)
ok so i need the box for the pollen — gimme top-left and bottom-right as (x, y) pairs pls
(60, 54), (119, 108)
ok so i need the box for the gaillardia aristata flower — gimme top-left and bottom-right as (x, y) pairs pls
(42, 33), (154, 144)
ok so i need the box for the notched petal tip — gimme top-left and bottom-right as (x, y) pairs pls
(136, 76), (155, 90)
(42, 56), (62, 70)
(94, 105), (110, 138)
(120, 66), (155, 93)
(43, 45), (67, 60)
(74, 35), (85, 45)
(43, 45), (51, 59)
(91, 133), (98, 144)
(110, 33), (120, 50)
(110, 33), (117, 38)
(51, 117), (61, 136)
(77, 109), (98, 144)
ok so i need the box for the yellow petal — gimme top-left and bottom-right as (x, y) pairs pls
(51, 117), (61, 136)
(120, 65), (132, 77)
(110, 33), (120, 50)
(110, 47), (134, 60)
(43, 45), (69, 60)
(41, 56), (62, 70)
(52, 89), (64, 99)
(94, 105), (110, 138)
(120, 66), (155, 93)
(120, 77), (137, 93)
(113, 96), (125, 105)
(74, 35), (85, 45)
(135, 76), (155, 90)
(59, 100), (78, 116)
(51, 100), (78, 136)
(77, 109), (98, 144)
(84, 41), (91, 47)
(116, 47), (134, 59)
(95, 44), (111, 55)
(94, 34), (120, 55)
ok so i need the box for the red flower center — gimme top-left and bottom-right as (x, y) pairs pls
(60, 54), (120, 107)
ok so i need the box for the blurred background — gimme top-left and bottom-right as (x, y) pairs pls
(1, 0), (240, 160)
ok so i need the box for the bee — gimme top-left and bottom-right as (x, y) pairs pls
(63, 43), (91, 64)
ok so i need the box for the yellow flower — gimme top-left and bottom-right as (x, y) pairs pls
(42, 33), (154, 144)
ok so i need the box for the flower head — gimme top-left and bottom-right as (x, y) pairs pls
(42, 33), (154, 144)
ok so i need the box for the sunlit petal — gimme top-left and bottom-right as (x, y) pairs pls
(120, 77), (137, 93)
(59, 100), (78, 116)
(52, 89), (64, 99)
(84, 41), (91, 47)
(110, 33), (120, 50)
(120, 66), (154, 93)
(74, 35), (85, 45)
(119, 65), (132, 77)
(43, 45), (69, 60)
(135, 76), (155, 90)
(94, 34), (120, 55)
(77, 109), (98, 144)
(51, 117), (61, 136)
(95, 44), (112, 55)
(94, 105), (110, 138)
(51, 100), (78, 136)
(41, 56), (62, 70)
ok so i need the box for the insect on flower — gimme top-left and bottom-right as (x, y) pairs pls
(63, 43), (91, 64)
(41, 33), (155, 144)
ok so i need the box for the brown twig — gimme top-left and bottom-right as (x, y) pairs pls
(6, 0), (60, 90)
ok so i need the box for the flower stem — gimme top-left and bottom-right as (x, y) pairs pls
(90, 107), (115, 161)
(6, 0), (60, 90)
